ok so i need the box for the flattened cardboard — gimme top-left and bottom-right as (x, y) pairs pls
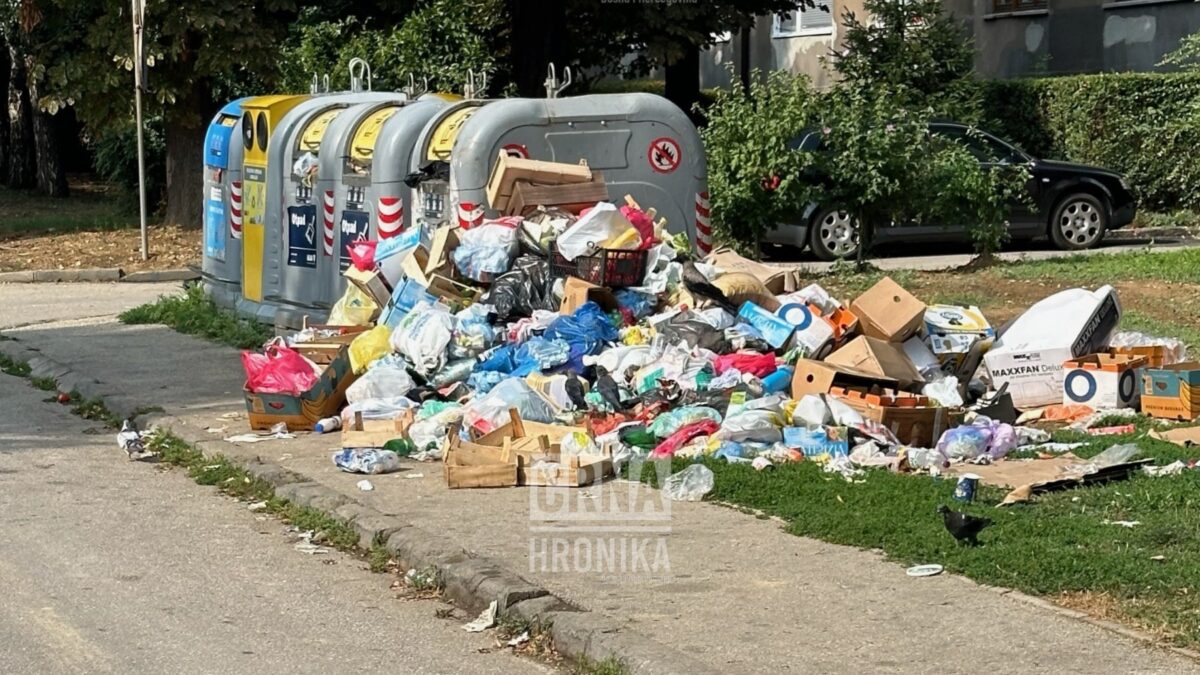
(560, 276), (619, 315)
(1149, 426), (1200, 447)
(705, 246), (797, 294)
(791, 360), (898, 399)
(849, 276), (926, 342)
(826, 336), (925, 390)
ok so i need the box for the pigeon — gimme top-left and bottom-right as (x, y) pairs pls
(564, 376), (590, 412)
(116, 419), (147, 460)
(681, 261), (738, 313)
(937, 505), (992, 546)
(592, 366), (626, 412)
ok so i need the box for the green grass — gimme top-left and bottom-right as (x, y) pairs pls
(996, 247), (1200, 284)
(148, 430), (362, 551)
(120, 285), (274, 350)
(1132, 209), (1200, 231)
(30, 376), (57, 391)
(68, 392), (121, 428)
(630, 431), (1200, 646)
(572, 656), (629, 675)
(0, 352), (32, 378)
(0, 184), (132, 237)
(1121, 311), (1200, 352)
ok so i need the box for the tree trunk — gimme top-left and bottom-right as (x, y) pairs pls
(0, 35), (9, 185)
(24, 56), (67, 198)
(161, 110), (203, 227)
(664, 44), (701, 124)
(6, 39), (34, 189)
(739, 26), (751, 93)
(506, 0), (566, 97)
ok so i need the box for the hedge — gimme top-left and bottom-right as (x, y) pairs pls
(977, 72), (1200, 211)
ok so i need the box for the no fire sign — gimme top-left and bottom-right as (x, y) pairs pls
(647, 137), (681, 174)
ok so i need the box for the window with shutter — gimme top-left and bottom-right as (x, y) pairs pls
(773, 1), (835, 37)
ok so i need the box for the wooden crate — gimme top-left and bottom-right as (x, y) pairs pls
(444, 434), (518, 489)
(471, 410), (612, 487)
(486, 150), (592, 212)
(299, 318), (370, 346)
(504, 175), (609, 216)
(341, 410), (414, 448)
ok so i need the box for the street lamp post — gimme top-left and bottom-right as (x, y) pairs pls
(131, 0), (148, 261)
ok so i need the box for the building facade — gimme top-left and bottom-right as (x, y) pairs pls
(699, 0), (1200, 87)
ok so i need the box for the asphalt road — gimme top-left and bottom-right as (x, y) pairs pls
(0, 371), (549, 675)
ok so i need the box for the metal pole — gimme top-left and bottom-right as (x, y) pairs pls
(132, 0), (148, 261)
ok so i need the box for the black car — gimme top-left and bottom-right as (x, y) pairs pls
(765, 122), (1138, 260)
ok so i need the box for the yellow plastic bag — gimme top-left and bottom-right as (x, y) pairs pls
(329, 285), (378, 326)
(349, 324), (392, 374)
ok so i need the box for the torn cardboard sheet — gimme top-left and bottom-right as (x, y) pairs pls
(705, 247), (797, 294)
(945, 453), (1152, 505)
(1149, 426), (1200, 447)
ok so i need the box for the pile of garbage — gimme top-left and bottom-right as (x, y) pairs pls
(239, 177), (1195, 500)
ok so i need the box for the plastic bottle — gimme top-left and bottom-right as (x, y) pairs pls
(314, 416), (342, 433)
(761, 366), (794, 394)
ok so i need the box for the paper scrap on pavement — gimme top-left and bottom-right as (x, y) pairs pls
(247, 501), (268, 512)
(507, 631), (530, 647)
(357, 479), (374, 491)
(405, 473), (424, 479)
(205, 425), (227, 434)
(224, 430), (296, 444)
(463, 601), (498, 632)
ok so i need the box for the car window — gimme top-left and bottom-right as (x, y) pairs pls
(930, 125), (1023, 164)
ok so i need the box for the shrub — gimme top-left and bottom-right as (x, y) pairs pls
(978, 73), (1200, 211)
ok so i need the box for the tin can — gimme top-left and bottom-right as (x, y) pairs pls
(953, 473), (980, 502)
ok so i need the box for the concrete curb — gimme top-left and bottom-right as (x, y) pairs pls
(0, 267), (197, 284)
(0, 338), (718, 675)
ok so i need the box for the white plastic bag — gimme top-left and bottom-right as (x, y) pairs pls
(662, 464), (714, 502)
(794, 395), (831, 426)
(715, 410), (783, 443)
(923, 376), (964, 407)
(346, 357), (415, 404)
(462, 377), (557, 434)
(391, 301), (454, 376)
(826, 396), (864, 426)
(556, 202), (631, 261)
(331, 448), (401, 474)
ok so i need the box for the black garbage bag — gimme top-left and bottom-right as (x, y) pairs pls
(658, 311), (732, 354)
(403, 160), (450, 188)
(482, 254), (557, 321)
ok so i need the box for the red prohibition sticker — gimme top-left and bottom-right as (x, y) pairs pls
(647, 137), (681, 173)
(502, 143), (529, 159)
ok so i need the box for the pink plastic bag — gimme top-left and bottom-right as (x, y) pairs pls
(349, 241), (377, 271)
(652, 420), (720, 458)
(242, 344), (321, 395)
(713, 353), (777, 378)
(620, 205), (658, 249)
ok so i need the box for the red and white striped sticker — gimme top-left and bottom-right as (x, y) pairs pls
(377, 195), (403, 239)
(229, 181), (243, 239)
(322, 190), (336, 256)
(456, 201), (484, 229)
(695, 191), (712, 253)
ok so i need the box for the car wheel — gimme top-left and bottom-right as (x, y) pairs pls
(1049, 193), (1107, 250)
(808, 207), (860, 261)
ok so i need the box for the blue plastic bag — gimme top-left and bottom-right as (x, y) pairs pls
(543, 301), (619, 356)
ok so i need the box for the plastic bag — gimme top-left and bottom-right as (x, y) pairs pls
(649, 406), (723, 438)
(715, 409), (783, 443)
(329, 284), (378, 326)
(793, 395), (831, 426)
(543, 302), (619, 350)
(332, 448), (402, 474)
(348, 324), (392, 375)
(462, 377), (557, 435)
(620, 204), (657, 249)
(662, 464), (715, 502)
(453, 218), (520, 282)
(482, 255), (557, 321)
(452, 304), (497, 356)
(349, 240), (377, 271)
(391, 302), (454, 376)
(935, 416), (1017, 461)
(346, 356), (415, 404)
(1065, 443), (1141, 475)
(615, 289), (656, 318)
(242, 343), (321, 395)
(341, 397), (417, 423)
(292, 151), (318, 182)
(1109, 331), (1187, 365)
(561, 430), (600, 456)
(826, 396), (864, 426)
(557, 202), (631, 261)
(714, 353), (776, 378)
(652, 420), (720, 458)
(657, 311), (731, 353)
(923, 376), (964, 408)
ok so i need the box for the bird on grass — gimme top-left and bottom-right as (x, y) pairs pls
(116, 419), (149, 461)
(681, 261), (738, 314)
(938, 505), (992, 546)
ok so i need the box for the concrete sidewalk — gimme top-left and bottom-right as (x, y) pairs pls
(2, 312), (1197, 674)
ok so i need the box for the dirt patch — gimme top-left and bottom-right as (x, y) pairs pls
(1056, 591), (1178, 643)
(0, 226), (199, 273)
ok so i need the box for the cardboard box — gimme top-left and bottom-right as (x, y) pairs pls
(1140, 361), (1200, 420)
(791, 360), (898, 399)
(244, 344), (358, 431)
(985, 286), (1121, 409)
(704, 246), (798, 294)
(343, 267), (392, 309)
(849, 276), (926, 342)
(826, 336), (926, 390)
(1110, 344), (1172, 369)
(738, 301), (796, 349)
(505, 175), (609, 216)
(924, 304), (995, 373)
(486, 150), (592, 212)
(779, 284), (858, 340)
(902, 336), (943, 382)
(560, 276), (619, 315)
(1062, 352), (1147, 409)
(831, 389), (960, 447)
(776, 302), (835, 358)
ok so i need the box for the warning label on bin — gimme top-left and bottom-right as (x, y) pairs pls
(204, 185), (226, 262)
(286, 204), (317, 269)
(647, 137), (681, 173)
(339, 209), (370, 271)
